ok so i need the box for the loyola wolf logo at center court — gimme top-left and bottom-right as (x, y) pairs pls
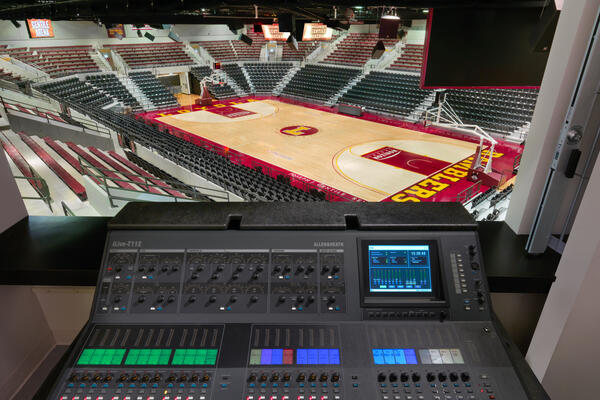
(280, 125), (319, 136)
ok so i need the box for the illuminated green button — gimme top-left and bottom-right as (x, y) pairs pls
(172, 349), (218, 365)
(77, 348), (125, 365)
(124, 349), (171, 365)
(249, 349), (262, 365)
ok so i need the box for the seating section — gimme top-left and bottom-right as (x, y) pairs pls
(38, 78), (113, 108)
(339, 72), (431, 117)
(30, 45), (100, 77)
(85, 74), (140, 110)
(105, 43), (193, 69)
(445, 89), (539, 134)
(3, 102), (67, 123)
(108, 151), (188, 198)
(1, 136), (45, 193)
(129, 71), (178, 109)
(322, 33), (398, 66)
(17, 132), (87, 200)
(221, 64), (251, 93)
(231, 31), (265, 61)
(281, 64), (361, 102)
(65, 101), (324, 201)
(190, 66), (237, 99)
(194, 41), (237, 62)
(282, 41), (321, 61)
(388, 44), (424, 72)
(0, 68), (21, 83)
(244, 63), (292, 92)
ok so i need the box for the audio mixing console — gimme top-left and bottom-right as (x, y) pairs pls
(47, 202), (542, 400)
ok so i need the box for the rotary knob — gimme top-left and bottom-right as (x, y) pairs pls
(114, 296), (121, 303)
(309, 373), (317, 382)
(80, 374), (89, 382)
(167, 374), (176, 382)
(236, 265), (245, 272)
(389, 373), (398, 382)
(167, 295), (175, 303)
(259, 374), (268, 382)
(438, 372), (447, 382)
(250, 295), (259, 303)
(137, 295), (145, 303)
(426, 372), (436, 382)
(320, 373), (328, 382)
(460, 372), (470, 382)
(331, 265), (341, 274)
(278, 295), (286, 303)
(297, 373), (306, 382)
(377, 372), (386, 382)
(321, 265), (330, 274)
(283, 373), (291, 381)
(104, 374), (113, 382)
(411, 372), (421, 382)
(331, 373), (340, 382)
(449, 372), (459, 382)
(229, 295), (238, 303)
(191, 273), (199, 280)
(247, 373), (257, 382)
(296, 265), (305, 274)
(400, 372), (409, 382)
(156, 295), (165, 303)
(306, 265), (315, 274)
(152, 374), (161, 382)
(297, 295), (305, 304)
(130, 374), (139, 382)
(208, 295), (217, 303)
(272, 266), (282, 274)
(271, 373), (280, 382)
(188, 295), (197, 303)
(202, 373), (210, 382)
(93, 375), (102, 382)
(141, 374), (150, 382)
(179, 374), (188, 382)
(231, 273), (239, 280)
(119, 374), (128, 382)
(191, 374), (199, 382)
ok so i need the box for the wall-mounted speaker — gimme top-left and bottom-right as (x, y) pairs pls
(240, 34), (253, 46)
(278, 13), (295, 33)
(286, 35), (299, 51)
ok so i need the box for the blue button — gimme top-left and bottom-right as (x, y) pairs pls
(392, 384), (398, 388)
(168, 383), (173, 388)
(221, 383), (227, 388)
(335, 306), (340, 311)
(415, 383), (421, 388)
(299, 383), (305, 388)
(120, 306), (126, 311)
(261, 383), (267, 388)
(273, 383), (278, 388)
(79, 384), (85, 388)
(454, 384), (459, 387)
(180, 383), (185, 388)
(404, 383), (409, 387)
(141, 384), (147, 388)
(284, 275), (290, 279)
(157, 307), (162, 311)
(334, 383), (339, 388)
(322, 384), (328, 388)
(298, 306), (303, 311)
(129, 383), (135, 388)
(249, 383), (255, 388)
(466, 383), (471, 387)
(148, 275), (153, 279)
(67, 383), (74, 388)
(117, 383), (123, 388)
(442, 383), (448, 387)
(126, 275), (132, 280)
(311, 383), (316, 387)
(202, 383), (208, 388)
(152, 383), (158, 388)
(91, 383), (97, 388)
(190, 383), (196, 388)
(430, 384), (436, 388)
(226, 306), (232, 311)
(381, 384), (387, 388)
(284, 383), (289, 387)
(353, 383), (359, 388)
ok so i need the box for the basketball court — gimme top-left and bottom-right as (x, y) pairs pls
(138, 98), (521, 202)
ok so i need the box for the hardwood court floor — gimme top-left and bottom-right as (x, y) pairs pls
(156, 100), (478, 201)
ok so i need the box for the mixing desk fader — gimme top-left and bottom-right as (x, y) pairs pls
(47, 202), (546, 400)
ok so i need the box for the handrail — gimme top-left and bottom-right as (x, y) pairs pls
(13, 174), (53, 213)
(61, 200), (75, 216)
(77, 156), (231, 205)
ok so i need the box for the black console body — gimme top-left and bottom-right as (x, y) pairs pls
(48, 203), (545, 400)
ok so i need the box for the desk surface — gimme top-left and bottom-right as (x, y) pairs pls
(0, 215), (558, 293)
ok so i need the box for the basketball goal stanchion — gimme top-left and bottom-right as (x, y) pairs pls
(424, 91), (498, 174)
(196, 71), (227, 106)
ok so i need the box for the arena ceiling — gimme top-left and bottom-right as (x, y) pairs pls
(0, 0), (554, 24)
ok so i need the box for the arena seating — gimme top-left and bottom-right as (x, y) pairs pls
(85, 74), (140, 110)
(43, 137), (84, 174)
(281, 41), (321, 61)
(129, 71), (178, 109)
(108, 151), (188, 198)
(30, 45), (100, 77)
(322, 33), (398, 66)
(193, 41), (238, 62)
(3, 102), (67, 123)
(105, 43), (194, 69)
(231, 31), (265, 61)
(66, 103), (324, 201)
(339, 72), (431, 118)
(221, 64), (251, 93)
(0, 68), (21, 83)
(190, 66), (237, 99)
(388, 44), (424, 72)
(1, 136), (45, 193)
(244, 63), (292, 92)
(446, 89), (539, 135)
(281, 64), (361, 102)
(17, 132), (87, 200)
(38, 78), (113, 108)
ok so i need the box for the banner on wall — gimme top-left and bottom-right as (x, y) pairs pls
(107, 24), (126, 38)
(26, 19), (54, 38)
(262, 24), (290, 41)
(302, 23), (333, 41)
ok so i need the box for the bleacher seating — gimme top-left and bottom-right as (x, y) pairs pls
(322, 33), (398, 66)
(190, 66), (237, 99)
(244, 63), (292, 92)
(194, 41), (237, 62)
(446, 88), (539, 135)
(281, 64), (361, 102)
(0, 68), (21, 83)
(221, 64), (251, 93)
(388, 44), (424, 72)
(129, 71), (178, 109)
(38, 77), (113, 108)
(1, 136), (45, 193)
(282, 41), (321, 61)
(30, 45), (100, 77)
(85, 74), (140, 110)
(230, 31), (265, 61)
(64, 101), (324, 201)
(3, 102), (67, 123)
(17, 132), (87, 200)
(339, 71), (431, 118)
(105, 43), (193, 69)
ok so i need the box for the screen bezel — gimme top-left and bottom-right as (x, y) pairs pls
(359, 239), (445, 306)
